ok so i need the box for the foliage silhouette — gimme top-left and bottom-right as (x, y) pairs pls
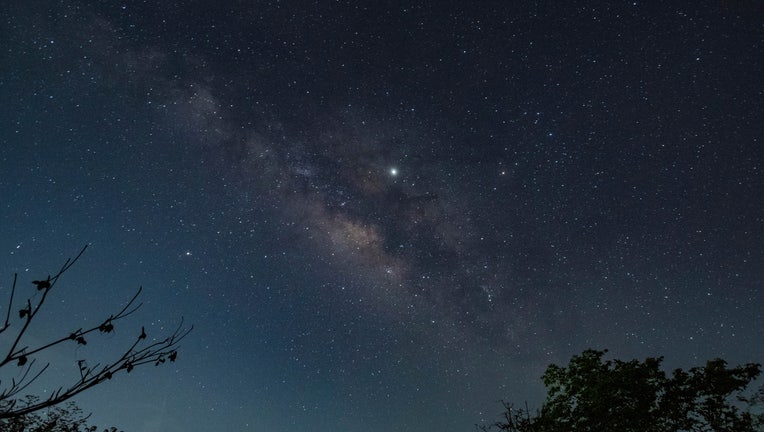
(479, 349), (763, 432)
(0, 395), (122, 431)
(0, 245), (192, 419)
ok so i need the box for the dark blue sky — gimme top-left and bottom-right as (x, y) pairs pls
(1, 1), (762, 431)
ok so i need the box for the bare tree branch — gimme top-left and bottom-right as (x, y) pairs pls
(0, 274), (17, 334)
(0, 245), (192, 420)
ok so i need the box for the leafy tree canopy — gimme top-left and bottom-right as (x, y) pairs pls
(0, 396), (122, 432)
(481, 349), (763, 432)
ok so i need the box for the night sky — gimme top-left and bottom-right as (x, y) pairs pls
(1, 1), (762, 431)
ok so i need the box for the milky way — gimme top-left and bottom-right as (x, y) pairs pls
(59, 15), (548, 348)
(1, 1), (762, 431)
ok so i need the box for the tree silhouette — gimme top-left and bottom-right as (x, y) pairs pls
(1, 395), (122, 431)
(479, 349), (763, 432)
(0, 245), (192, 420)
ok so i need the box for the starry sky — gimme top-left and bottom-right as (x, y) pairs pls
(1, 1), (762, 431)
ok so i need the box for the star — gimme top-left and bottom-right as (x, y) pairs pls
(2, 2), (760, 431)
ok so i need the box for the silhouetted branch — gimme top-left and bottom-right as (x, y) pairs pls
(0, 245), (192, 420)
(4, 286), (144, 363)
(2, 245), (88, 366)
(0, 274), (17, 334)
